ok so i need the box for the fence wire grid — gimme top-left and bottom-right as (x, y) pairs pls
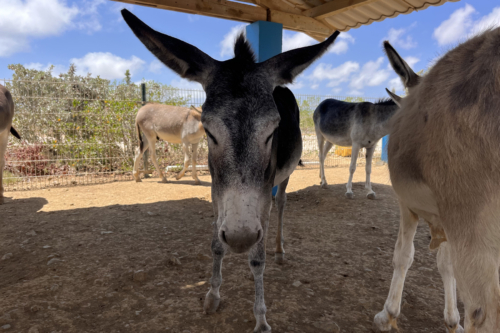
(2, 79), (383, 191)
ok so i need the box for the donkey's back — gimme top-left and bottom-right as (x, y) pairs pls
(314, 99), (397, 147)
(136, 103), (203, 144)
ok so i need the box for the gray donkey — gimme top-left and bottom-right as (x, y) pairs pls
(121, 9), (339, 333)
(314, 98), (398, 199)
(374, 30), (500, 333)
(133, 103), (204, 184)
(0, 84), (21, 205)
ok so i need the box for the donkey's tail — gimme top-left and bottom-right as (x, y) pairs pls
(136, 122), (144, 153)
(298, 159), (305, 167)
(10, 126), (21, 140)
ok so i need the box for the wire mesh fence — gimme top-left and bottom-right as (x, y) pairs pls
(2, 78), (382, 191)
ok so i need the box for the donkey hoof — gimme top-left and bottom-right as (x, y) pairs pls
(367, 192), (376, 200)
(275, 253), (285, 265)
(194, 179), (201, 185)
(160, 178), (168, 183)
(320, 183), (328, 189)
(134, 178), (142, 183)
(373, 310), (395, 332)
(345, 192), (354, 199)
(203, 292), (220, 315)
(446, 324), (464, 333)
(254, 322), (271, 333)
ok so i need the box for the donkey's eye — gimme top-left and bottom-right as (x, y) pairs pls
(205, 129), (218, 145)
(265, 133), (274, 145)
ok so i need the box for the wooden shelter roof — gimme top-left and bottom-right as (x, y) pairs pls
(111, 0), (459, 41)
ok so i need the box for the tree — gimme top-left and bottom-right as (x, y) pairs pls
(124, 69), (131, 85)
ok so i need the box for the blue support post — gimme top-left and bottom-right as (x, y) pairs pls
(245, 21), (283, 197)
(381, 135), (389, 163)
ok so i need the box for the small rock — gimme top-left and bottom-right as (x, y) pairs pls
(168, 256), (181, 266)
(26, 230), (37, 236)
(1, 253), (12, 261)
(101, 231), (113, 235)
(47, 258), (62, 266)
(312, 321), (340, 332)
(1, 324), (10, 330)
(50, 284), (59, 292)
(30, 305), (41, 313)
(28, 327), (39, 333)
(292, 281), (302, 287)
(94, 279), (104, 286)
(133, 270), (147, 282)
(42, 245), (51, 249)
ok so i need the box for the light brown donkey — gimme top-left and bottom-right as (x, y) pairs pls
(133, 103), (205, 184)
(374, 28), (500, 333)
(0, 84), (21, 204)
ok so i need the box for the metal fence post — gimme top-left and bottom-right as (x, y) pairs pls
(141, 83), (150, 178)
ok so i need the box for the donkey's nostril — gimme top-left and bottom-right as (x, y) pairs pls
(221, 231), (227, 244)
(256, 229), (262, 242)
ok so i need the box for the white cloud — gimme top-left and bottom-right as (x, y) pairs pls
(24, 62), (67, 76)
(149, 59), (163, 73)
(311, 83), (319, 90)
(328, 33), (355, 54)
(70, 52), (145, 80)
(384, 27), (417, 50)
(0, 0), (107, 57)
(471, 7), (500, 35)
(404, 56), (420, 68)
(332, 87), (342, 94)
(433, 4), (476, 46)
(388, 77), (404, 93)
(350, 57), (390, 90)
(282, 31), (354, 54)
(220, 24), (247, 58)
(433, 5), (500, 46)
(287, 81), (304, 90)
(282, 32), (315, 52)
(170, 78), (203, 90)
(310, 61), (359, 87)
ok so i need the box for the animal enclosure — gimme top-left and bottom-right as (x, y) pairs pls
(2, 77), (382, 191)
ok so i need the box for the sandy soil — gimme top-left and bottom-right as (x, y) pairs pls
(0, 166), (460, 333)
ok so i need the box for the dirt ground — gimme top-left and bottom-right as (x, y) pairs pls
(0, 166), (460, 333)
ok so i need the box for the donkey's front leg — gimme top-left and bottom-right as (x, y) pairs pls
(249, 239), (271, 333)
(345, 143), (361, 199)
(365, 146), (376, 199)
(204, 227), (226, 314)
(275, 177), (289, 264)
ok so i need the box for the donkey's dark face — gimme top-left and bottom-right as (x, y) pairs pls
(121, 9), (338, 253)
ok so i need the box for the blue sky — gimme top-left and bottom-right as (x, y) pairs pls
(0, 0), (499, 97)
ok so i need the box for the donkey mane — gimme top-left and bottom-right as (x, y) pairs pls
(233, 33), (256, 63)
(375, 98), (396, 106)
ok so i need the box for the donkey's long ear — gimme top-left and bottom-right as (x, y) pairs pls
(121, 9), (217, 85)
(385, 88), (402, 107)
(383, 41), (420, 89)
(260, 31), (340, 86)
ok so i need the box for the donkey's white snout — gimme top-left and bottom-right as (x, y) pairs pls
(219, 225), (262, 253)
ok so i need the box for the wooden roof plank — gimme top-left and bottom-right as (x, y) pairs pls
(303, 0), (380, 20)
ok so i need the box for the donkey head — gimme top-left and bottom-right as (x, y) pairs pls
(383, 41), (421, 100)
(122, 9), (338, 253)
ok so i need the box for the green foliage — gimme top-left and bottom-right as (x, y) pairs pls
(6, 64), (192, 175)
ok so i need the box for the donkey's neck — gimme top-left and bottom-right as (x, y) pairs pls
(374, 103), (399, 135)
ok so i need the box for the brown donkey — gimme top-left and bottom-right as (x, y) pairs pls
(374, 29), (500, 333)
(133, 103), (205, 184)
(0, 84), (21, 204)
